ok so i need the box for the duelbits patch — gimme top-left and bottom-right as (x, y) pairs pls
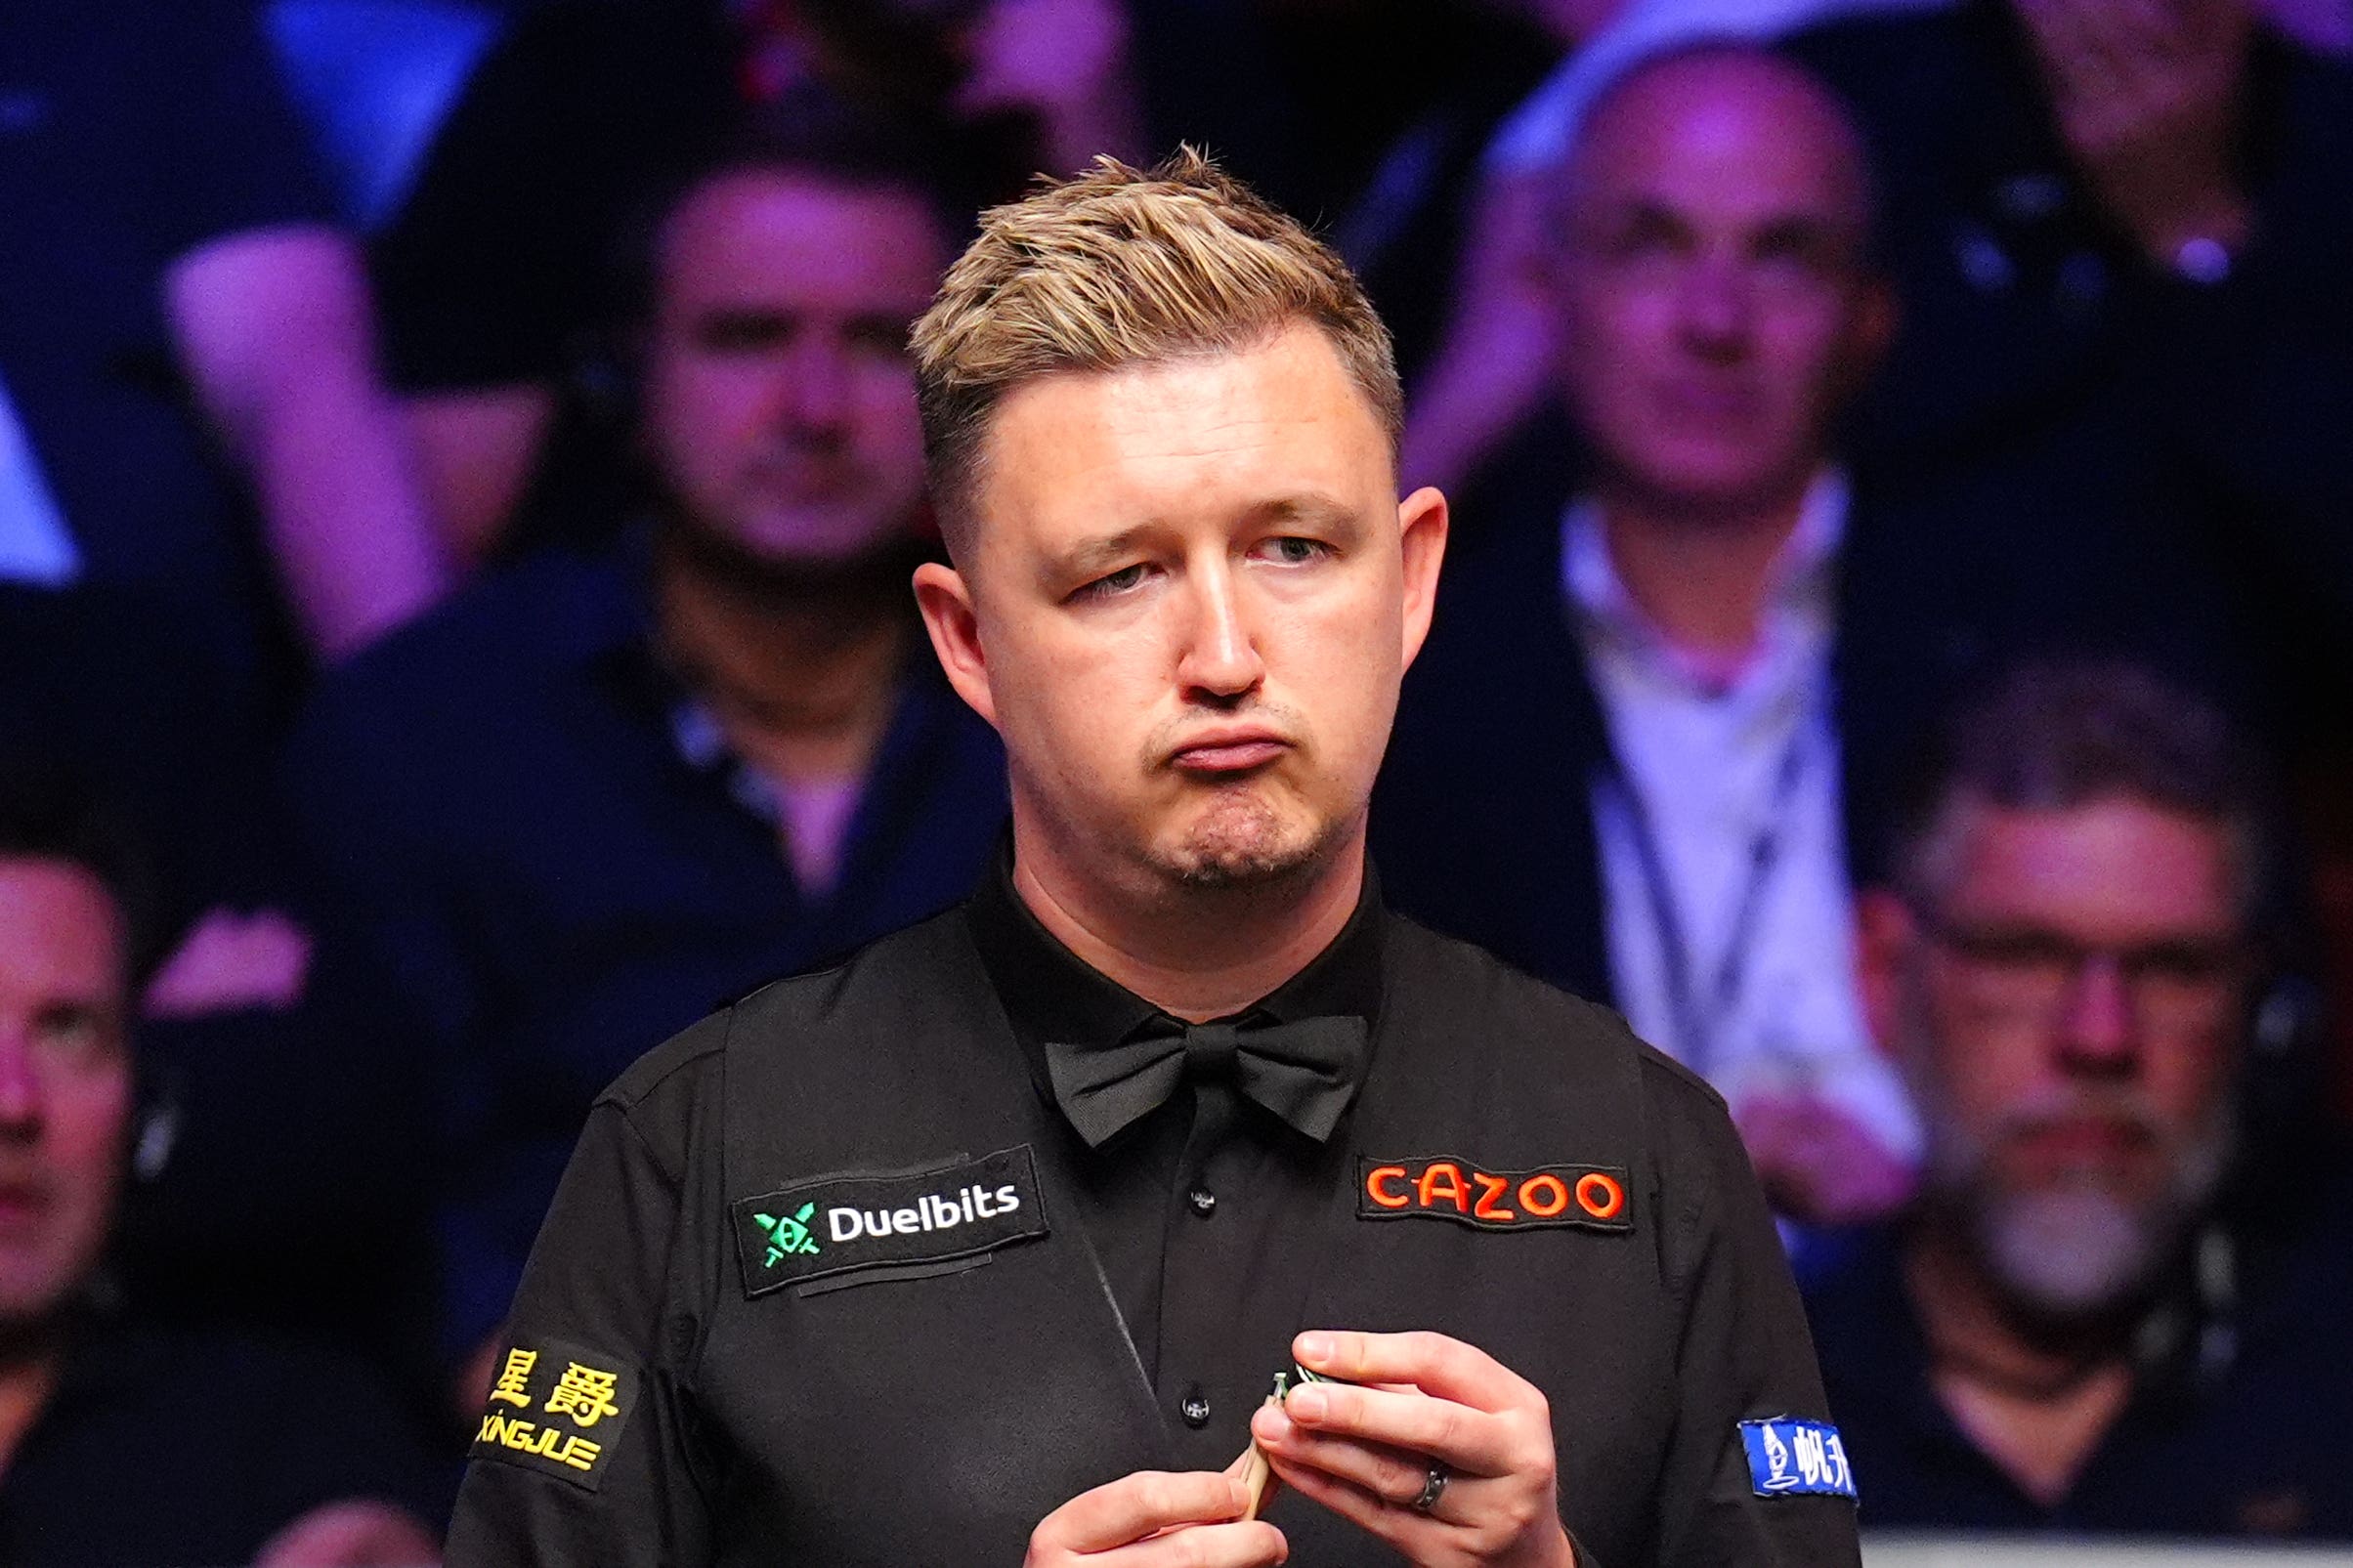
(469, 1335), (638, 1491)
(1739, 1418), (1858, 1500)
(733, 1144), (1049, 1297)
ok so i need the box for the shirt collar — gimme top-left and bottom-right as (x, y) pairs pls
(965, 843), (1388, 1090)
(1561, 467), (1847, 698)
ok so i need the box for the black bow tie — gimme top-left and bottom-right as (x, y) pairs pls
(1046, 1014), (1368, 1149)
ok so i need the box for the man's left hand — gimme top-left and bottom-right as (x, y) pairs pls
(1735, 1092), (1915, 1227)
(1248, 1331), (1574, 1568)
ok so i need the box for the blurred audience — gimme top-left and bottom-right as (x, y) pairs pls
(0, 587), (435, 1396)
(373, 0), (1151, 559)
(0, 765), (444, 1566)
(287, 104), (1009, 1383)
(0, 0), (448, 697)
(1808, 661), (2353, 1537)
(1386, 47), (1908, 1226)
(1408, 0), (2353, 732)
(1377, 45), (2237, 1227)
(1785, 0), (2353, 742)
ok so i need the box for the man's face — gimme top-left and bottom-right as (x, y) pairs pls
(641, 170), (944, 564)
(1552, 53), (1884, 512)
(0, 859), (132, 1330)
(1866, 798), (2247, 1313)
(922, 324), (1444, 897)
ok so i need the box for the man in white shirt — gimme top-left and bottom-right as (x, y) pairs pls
(1380, 46), (1916, 1225)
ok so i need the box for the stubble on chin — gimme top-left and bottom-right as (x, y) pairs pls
(1148, 781), (1342, 891)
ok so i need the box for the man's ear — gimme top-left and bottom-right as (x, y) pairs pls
(1396, 485), (1450, 672)
(913, 562), (998, 729)
(1853, 887), (1916, 1060)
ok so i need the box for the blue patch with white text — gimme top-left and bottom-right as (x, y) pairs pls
(1739, 1418), (1858, 1500)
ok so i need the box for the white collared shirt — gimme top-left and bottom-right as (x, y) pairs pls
(0, 377), (77, 587)
(1563, 472), (1921, 1163)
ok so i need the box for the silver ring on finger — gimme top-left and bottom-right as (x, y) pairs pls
(1410, 1462), (1448, 1513)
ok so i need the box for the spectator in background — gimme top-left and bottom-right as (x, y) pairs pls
(1778, 0), (2353, 736)
(0, 589), (436, 1399)
(0, 0), (447, 693)
(375, 0), (1150, 560)
(1376, 46), (2235, 1227)
(1410, 0), (2353, 732)
(1810, 662), (2353, 1538)
(0, 766), (444, 1566)
(288, 105), (1008, 1389)
(1381, 48), (1908, 1228)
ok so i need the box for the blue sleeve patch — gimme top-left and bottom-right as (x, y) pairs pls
(1738, 1418), (1858, 1500)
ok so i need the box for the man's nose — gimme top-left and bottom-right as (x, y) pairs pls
(1176, 564), (1264, 699)
(779, 335), (854, 431)
(2053, 954), (2140, 1077)
(1677, 256), (1754, 353)
(0, 1031), (44, 1137)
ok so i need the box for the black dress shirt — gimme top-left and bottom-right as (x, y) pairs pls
(966, 855), (1383, 1431)
(449, 870), (1859, 1564)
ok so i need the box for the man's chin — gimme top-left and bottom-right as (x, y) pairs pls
(1148, 797), (1338, 892)
(1971, 1180), (2183, 1324)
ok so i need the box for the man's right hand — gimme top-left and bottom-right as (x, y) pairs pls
(1027, 1470), (1288, 1566)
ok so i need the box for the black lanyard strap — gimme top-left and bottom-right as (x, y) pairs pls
(1604, 720), (1813, 1080)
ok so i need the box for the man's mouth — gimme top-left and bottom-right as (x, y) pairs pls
(0, 1181), (52, 1229)
(2004, 1115), (2158, 1177)
(1168, 729), (1291, 774)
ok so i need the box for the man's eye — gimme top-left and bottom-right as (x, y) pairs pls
(34, 1006), (113, 1064)
(1261, 537), (1330, 565)
(1076, 563), (1150, 600)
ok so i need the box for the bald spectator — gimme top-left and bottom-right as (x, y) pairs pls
(1808, 662), (2353, 1538)
(289, 107), (1007, 1380)
(1377, 46), (2230, 1228)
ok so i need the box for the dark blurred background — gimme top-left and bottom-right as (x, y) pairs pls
(0, 0), (2348, 1559)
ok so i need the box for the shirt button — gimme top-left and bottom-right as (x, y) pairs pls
(1179, 1387), (1212, 1427)
(1187, 1186), (1217, 1217)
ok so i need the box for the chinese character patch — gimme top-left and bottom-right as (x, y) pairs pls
(1738, 1417), (1857, 1500)
(470, 1335), (639, 1491)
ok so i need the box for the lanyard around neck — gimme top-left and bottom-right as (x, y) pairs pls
(1603, 717), (1814, 1080)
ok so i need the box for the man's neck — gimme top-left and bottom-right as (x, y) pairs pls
(1592, 477), (1815, 669)
(1904, 1217), (2134, 1507)
(652, 525), (912, 785)
(1010, 825), (1366, 1023)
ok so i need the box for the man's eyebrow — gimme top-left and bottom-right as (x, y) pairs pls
(1045, 526), (1158, 585)
(1751, 212), (1857, 256)
(1250, 493), (1364, 531)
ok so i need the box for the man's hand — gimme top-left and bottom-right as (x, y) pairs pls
(1026, 1468), (1288, 1567)
(2016, 0), (2256, 267)
(1735, 1091), (1915, 1227)
(1249, 1332), (1573, 1568)
(254, 1499), (441, 1566)
(142, 907), (313, 1019)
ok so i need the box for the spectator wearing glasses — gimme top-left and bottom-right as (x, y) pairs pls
(1805, 661), (2353, 1538)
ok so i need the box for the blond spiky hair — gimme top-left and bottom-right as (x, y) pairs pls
(911, 148), (1401, 555)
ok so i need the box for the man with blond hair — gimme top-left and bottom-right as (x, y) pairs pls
(448, 150), (1858, 1567)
